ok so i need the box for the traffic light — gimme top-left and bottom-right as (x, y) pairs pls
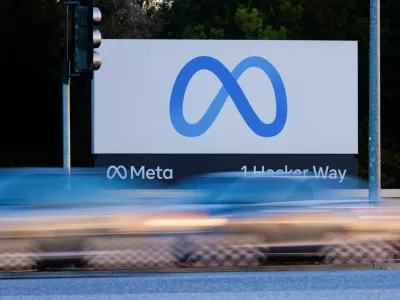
(73, 1), (102, 78)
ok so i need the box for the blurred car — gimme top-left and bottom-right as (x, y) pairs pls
(0, 168), (226, 271)
(156, 172), (400, 267)
(1, 169), (400, 271)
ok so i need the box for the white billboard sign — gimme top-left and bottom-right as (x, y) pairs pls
(93, 40), (358, 154)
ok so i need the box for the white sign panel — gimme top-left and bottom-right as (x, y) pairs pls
(93, 40), (358, 154)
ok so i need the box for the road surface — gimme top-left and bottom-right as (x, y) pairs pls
(1, 270), (400, 299)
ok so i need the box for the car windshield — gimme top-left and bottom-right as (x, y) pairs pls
(166, 174), (240, 204)
(303, 175), (368, 190)
(167, 172), (368, 206)
(168, 174), (311, 205)
(215, 175), (369, 204)
(213, 177), (314, 204)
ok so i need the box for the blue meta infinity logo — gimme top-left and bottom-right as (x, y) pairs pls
(169, 56), (288, 138)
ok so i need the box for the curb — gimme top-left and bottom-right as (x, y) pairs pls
(1, 263), (400, 279)
(373, 263), (400, 270)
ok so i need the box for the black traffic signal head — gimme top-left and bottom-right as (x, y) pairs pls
(73, 1), (102, 78)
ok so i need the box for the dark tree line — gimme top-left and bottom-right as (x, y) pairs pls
(2, 0), (400, 187)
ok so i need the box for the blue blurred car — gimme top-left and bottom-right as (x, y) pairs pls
(0, 168), (207, 271)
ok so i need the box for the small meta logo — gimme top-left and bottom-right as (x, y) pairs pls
(170, 56), (288, 138)
(107, 165), (173, 180)
(107, 165), (128, 179)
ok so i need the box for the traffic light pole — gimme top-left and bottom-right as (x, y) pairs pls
(369, 0), (381, 205)
(62, 3), (72, 174)
(62, 0), (102, 175)
(62, 75), (71, 173)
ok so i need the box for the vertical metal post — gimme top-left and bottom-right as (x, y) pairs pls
(369, 0), (381, 205)
(63, 3), (72, 175)
(63, 81), (71, 173)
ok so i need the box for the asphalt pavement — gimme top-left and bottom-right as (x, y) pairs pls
(1, 270), (400, 299)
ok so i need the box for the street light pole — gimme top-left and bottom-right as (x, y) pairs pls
(369, 0), (381, 205)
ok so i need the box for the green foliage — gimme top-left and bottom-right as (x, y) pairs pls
(184, 24), (207, 39)
(235, 7), (264, 39)
(210, 28), (225, 39)
(234, 6), (288, 40)
(93, 0), (163, 38)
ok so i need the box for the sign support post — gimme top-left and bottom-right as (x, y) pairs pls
(62, 2), (75, 175)
(369, 0), (381, 205)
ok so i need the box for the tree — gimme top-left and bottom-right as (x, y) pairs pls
(94, 0), (163, 38)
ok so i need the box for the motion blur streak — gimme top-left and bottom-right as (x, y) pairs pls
(0, 168), (400, 272)
(359, 216), (400, 220)
(143, 218), (229, 227)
